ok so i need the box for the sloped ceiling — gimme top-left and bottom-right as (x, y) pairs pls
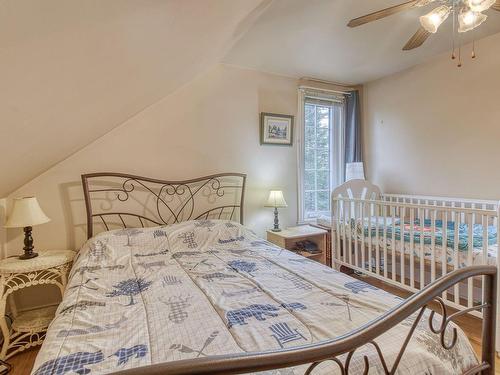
(3, 0), (500, 197)
(224, 0), (500, 84)
(0, 0), (266, 196)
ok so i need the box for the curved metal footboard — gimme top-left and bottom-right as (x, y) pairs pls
(115, 265), (497, 375)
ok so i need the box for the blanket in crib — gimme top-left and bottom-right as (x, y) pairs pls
(354, 218), (496, 251)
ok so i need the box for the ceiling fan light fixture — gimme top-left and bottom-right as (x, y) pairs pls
(467, 0), (496, 12)
(419, 5), (451, 33)
(415, 0), (436, 6)
(458, 9), (487, 32)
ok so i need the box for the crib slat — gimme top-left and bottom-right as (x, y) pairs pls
(335, 201), (341, 266)
(482, 214), (489, 305)
(354, 201), (359, 268)
(368, 202), (373, 273)
(347, 200), (352, 265)
(419, 207), (425, 288)
(343, 202), (348, 264)
(410, 208), (415, 289)
(441, 204), (448, 301)
(383, 206), (388, 279)
(453, 204), (460, 304)
(391, 205), (396, 281)
(400, 206), (406, 286)
(361, 201), (365, 272)
(375, 202), (380, 275)
(430, 209), (436, 283)
(467, 213), (474, 308)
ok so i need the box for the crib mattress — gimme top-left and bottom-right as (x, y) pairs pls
(322, 216), (498, 267)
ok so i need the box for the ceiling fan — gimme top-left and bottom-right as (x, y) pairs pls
(348, 0), (500, 52)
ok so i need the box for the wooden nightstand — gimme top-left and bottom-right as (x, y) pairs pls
(0, 250), (75, 360)
(267, 225), (327, 265)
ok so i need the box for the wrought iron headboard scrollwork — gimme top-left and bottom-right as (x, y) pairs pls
(81, 172), (246, 239)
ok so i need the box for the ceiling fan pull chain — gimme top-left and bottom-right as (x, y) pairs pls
(451, 2), (456, 60)
(456, 6), (462, 68)
(472, 23), (477, 59)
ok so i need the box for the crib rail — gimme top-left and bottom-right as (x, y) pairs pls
(332, 196), (500, 318)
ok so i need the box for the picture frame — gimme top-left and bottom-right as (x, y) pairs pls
(260, 112), (294, 146)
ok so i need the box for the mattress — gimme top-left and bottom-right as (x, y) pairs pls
(320, 216), (498, 267)
(32, 220), (478, 375)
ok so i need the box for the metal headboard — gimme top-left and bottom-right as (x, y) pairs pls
(81, 172), (246, 239)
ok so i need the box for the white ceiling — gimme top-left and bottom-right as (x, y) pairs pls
(224, 0), (500, 84)
(2, 0), (500, 196)
(0, 0), (265, 197)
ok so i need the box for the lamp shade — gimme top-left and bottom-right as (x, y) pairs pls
(468, 0), (495, 12)
(346, 162), (365, 181)
(458, 9), (487, 32)
(420, 5), (451, 33)
(265, 190), (287, 208)
(4, 197), (50, 228)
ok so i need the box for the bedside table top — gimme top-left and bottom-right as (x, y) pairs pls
(0, 250), (76, 274)
(267, 225), (327, 239)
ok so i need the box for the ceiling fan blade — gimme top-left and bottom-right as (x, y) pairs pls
(348, 0), (420, 27)
(402, 26), (431, 50)
(492, 0), (500, 11)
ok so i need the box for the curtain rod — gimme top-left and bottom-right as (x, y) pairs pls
(299, 85), (353, 95)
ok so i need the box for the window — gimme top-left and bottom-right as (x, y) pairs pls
(298, 88), (344, 222)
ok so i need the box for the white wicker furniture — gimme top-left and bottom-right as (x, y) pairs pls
(0, 250), (75, 359)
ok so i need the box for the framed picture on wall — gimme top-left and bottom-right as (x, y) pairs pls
(260, 112), (294, 146)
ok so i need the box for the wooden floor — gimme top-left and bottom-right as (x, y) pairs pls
(6, 276), (500, 374)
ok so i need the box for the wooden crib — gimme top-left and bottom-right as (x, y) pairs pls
(330, 179), (500, 352)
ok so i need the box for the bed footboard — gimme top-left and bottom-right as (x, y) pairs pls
(115, 266), (496, 375)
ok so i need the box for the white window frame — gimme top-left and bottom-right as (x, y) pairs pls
(297, 87), (345, 224)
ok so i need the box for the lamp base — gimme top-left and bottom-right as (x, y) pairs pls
(19, 226), (38, 260)
(271, 207), (282, 232)
(19, 251), (39, 260)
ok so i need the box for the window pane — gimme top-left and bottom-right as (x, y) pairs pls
(316, 170), (329, 190)
(305, 126), (316, 148)
(303, 101), (334, 220)
(305, 104), (315, 127)
(316, 150), (329, 170)
(304, 170), (316, 191)
(316, 107), (330, 128)
(305, 148), (315, 170)
(317, 191), (330, 211)
(316, 128), (329, 149)
(305, 191), (315, 213)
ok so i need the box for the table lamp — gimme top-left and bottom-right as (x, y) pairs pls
(345, 162), (365, 181)
(4, 197), (50, 260)
(265, 190), (287, 232)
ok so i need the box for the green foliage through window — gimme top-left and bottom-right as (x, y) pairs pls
(303, 103), (333, 219)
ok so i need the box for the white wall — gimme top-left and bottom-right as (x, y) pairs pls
(7, 64), (302, 258)
(0, 199), (6, 259)
(364, 31), (500, 199)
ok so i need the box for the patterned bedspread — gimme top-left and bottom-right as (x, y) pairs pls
(32, 220), (478, 374)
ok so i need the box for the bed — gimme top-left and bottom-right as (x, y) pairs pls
(31, 173), (497, 375)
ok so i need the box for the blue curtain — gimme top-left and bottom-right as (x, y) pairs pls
(344, 90), (362, 166)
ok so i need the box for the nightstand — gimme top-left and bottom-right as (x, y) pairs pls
(267, 225), (327, 265)
(0, 250), (75, 359)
